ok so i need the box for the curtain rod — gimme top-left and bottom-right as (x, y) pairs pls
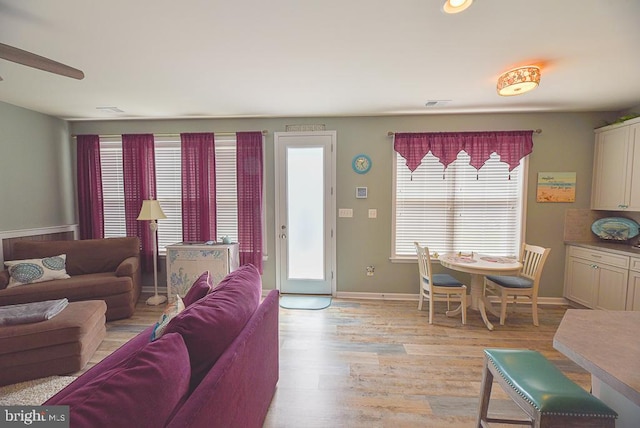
(387, 129), (542, 137)
(72, 130), (268, 138)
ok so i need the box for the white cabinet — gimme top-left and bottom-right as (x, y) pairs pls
(627, 257), (640, 311)
(166, 242), (239, 303)
(564, 246), (629, 310)
(591, 118), (640, 211)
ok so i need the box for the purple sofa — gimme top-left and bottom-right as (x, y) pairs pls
(45, 265), (279, 428)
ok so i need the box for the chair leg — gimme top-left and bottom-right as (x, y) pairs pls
(428, 297), (434, 324)
(500, 291), (508, 325)
(531, 295), (539, 326)
(476, 358), (494, 428)
(461, 292), (467, 325)
(418, 289), (424, 311)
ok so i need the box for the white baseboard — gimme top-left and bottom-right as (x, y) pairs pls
(146, 287), (570, 306)
(335, 292), (419, 301)
(335, 291), (569, 306)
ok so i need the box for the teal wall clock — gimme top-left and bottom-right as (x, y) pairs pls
(352, 154), (372, 174)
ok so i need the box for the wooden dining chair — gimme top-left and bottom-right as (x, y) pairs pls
(414, 242), (467, 324)
(483, 243), (551, 326)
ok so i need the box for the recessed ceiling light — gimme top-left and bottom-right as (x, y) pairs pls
(443, 0), (474, 14)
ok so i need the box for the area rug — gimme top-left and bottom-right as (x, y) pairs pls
(0, 376), (76, 405)
(279, 295), (331, 310)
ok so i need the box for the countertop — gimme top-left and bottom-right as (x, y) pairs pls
(553, 309), (640, 406)
(565, 241), (640, 257)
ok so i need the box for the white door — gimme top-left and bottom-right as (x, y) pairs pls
(274, 131), (336, 295)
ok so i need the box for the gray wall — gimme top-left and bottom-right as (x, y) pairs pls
(0, 101), (74, 230)
(69, 111), (621, 298)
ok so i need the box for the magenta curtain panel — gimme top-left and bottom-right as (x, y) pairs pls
(76, 134), (104, 239)
(394, 131), (534, 172)
(122, 134), (156, 272)
(180, 133), (217, 242)
(236, 131), (264, 273)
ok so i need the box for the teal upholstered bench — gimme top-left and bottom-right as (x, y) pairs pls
(477, 349), (617, 428)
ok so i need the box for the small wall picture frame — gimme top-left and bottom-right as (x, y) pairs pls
(536, 172), (576, 202)
(356, 187), (368, 199)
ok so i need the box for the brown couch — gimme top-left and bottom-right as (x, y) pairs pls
(0, 237), (141, 321)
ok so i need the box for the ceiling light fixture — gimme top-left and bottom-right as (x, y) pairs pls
(442, 0), (473, 14)
(496, 66), (541, 96)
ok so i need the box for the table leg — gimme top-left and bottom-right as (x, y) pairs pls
(470, 274), (495, 331)
(445, 304), (462, 317)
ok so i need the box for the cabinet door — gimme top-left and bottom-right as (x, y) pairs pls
(627, 124), (640, 210)
(627, 271), (640, 311)
(594, 264), (628, 310)
(591, 125), (631, 210)
(565, 256), (598, 308)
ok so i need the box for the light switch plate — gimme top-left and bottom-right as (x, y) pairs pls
(338, 208), (353, 218)
(368, 209), (377, 219)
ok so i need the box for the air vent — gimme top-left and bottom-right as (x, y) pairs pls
(96, 106), (124, 113)
(285, 124), (326, 132)
(425, 100), (451, 107)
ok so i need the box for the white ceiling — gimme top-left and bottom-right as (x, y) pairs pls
(0, 0), (639, 121)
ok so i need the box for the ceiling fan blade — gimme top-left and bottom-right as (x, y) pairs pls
(0, 42), (84, 80)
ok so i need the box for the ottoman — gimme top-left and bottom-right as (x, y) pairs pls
(0, 300), (107, 386)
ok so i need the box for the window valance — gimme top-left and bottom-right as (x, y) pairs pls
(393, 130), (534, 172)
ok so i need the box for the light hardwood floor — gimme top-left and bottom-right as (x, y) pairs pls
(79, 294), (587, 428)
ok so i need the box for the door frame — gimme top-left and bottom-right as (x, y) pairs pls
(274, 130), (337, 296)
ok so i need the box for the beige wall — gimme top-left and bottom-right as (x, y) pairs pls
(0, 101), (74, 230)
(70, 111), (621, 298)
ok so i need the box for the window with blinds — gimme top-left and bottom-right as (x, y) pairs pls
(394, 151), (525, 258)
(154, 138), (182, 252)
(99, 136), (242, 254)
(99, 139), (126, 240)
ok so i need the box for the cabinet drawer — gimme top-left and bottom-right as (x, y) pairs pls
(631, 257), (640, 273)
(568, 246), (630, 269)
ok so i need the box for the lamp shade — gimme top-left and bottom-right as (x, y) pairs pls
(137, 199), (167, 221)
(497, 66), (541, 96)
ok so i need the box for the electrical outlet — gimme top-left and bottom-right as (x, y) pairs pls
(368, 209), (377, 219)
(366, 266), (375, 276)
(338, 208), (353, 218)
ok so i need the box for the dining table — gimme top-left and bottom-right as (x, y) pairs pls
(438, 252), (522, 330)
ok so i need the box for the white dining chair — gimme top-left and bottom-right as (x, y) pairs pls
(483, 243), (551, 326)
(414, 242), (467, 325)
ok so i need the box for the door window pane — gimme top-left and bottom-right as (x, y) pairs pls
(286, 147), (324, 279)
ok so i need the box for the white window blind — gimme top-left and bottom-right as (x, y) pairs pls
(99, 139), (126, 239)
(154, 138), (183, 252)
(394, 151), (525, 258)
(215, 139), (238, 243)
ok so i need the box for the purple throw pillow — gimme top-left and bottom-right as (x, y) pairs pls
(163, 264), (262, 390)
(182, 271), (213, 307)
(59, 333), (191, 428)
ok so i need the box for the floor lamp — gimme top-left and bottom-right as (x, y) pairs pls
(137, 199), (167, 306)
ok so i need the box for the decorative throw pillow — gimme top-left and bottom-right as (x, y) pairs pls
(150, 295), (185, 341)
(163, 264), (262, 390)
(182, 271), (213, 307)
(58, 332), (191, 428)
(5, 255), (71, 288)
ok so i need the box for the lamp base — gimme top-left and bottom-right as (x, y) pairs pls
(146, 294), (167, 306)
